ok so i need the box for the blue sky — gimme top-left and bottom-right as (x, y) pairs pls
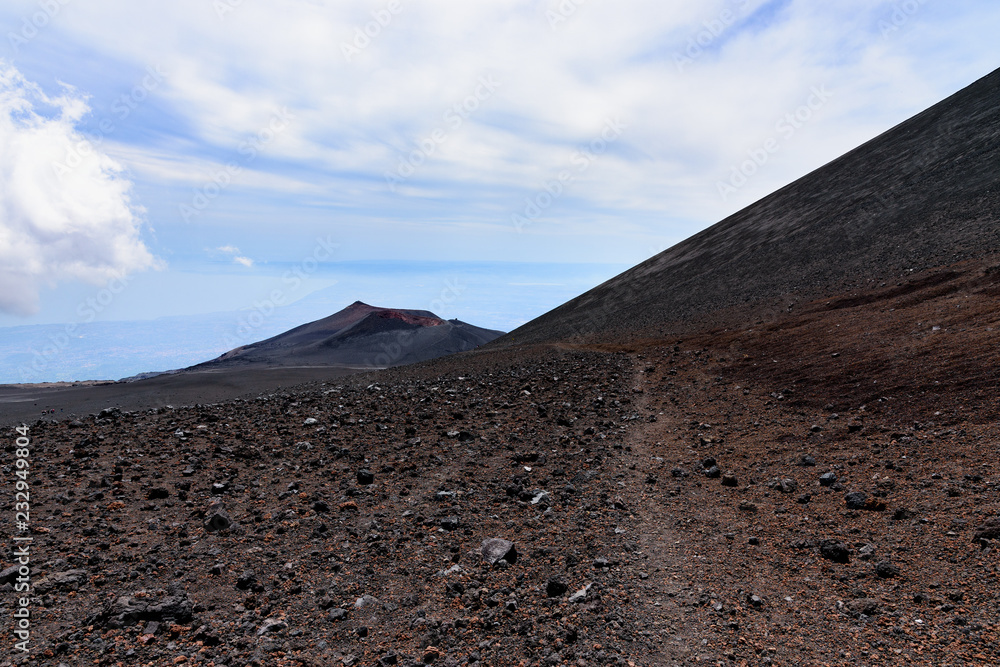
(0, 1), (999, 378)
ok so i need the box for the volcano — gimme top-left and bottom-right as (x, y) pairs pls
(197, 301), (504, 370)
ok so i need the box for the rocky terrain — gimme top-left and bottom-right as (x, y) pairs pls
(2, 256), (999, 666)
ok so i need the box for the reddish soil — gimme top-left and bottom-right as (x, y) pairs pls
(2, 258), (998, 666)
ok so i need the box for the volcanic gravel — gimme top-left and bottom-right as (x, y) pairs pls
(3, 257), (1000, 666)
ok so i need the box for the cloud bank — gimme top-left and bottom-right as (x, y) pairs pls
(0, 61), (157, 315)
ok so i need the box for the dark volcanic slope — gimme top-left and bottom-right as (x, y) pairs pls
(499, 67), (1000, 347)
(199, 301), (504, 370)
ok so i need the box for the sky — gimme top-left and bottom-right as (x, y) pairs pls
(0, 0), (999, 380)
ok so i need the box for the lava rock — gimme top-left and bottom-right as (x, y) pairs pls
(481, 538), (517, 565)
(357, 469), (374, 485)
(236, 570), (257, 591)
(973, 517), (1000, 541)
(87, 585), (194, 629)
(874, 561), (900, 578)
(844, 491), (869, 509)
(257, 617), (288, 636)
(846, 598), (880, 617)
(819, 472), (838, 487)
(819, 540), (851, 564)
(204, 504), (233, 532)
(546, 579), (568, 598)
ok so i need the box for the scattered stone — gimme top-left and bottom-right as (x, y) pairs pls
(819, 472), (838, 487)
(844, 491), (869, 509)
(257, 617), (288, 636)
(357, 469), (374, 485)
(236, 570), (257, 591)
(146, 487), (169, 500)
(86, 585), (194, 628)
(721, 474), (738, 487)
(771, 478), (798, 493)
(704, 465), (722, 479)
(329, 608), (349, 621)
(354, 594), (379, 609)
(875, 561), (900, 578)
(204, 504), (233, 532)
(33, 569), (88, 594)
(546, 579), (568, 598)
(568, 584), (591, 603)
(819, 540), (851, 564)
(846, 598), (880, 617)
(797, 454), (817, 466)
(481, 538), (517, 565)
(973, 517), (1000, 541)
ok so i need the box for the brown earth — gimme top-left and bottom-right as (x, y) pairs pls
(2, 257), (998, 666)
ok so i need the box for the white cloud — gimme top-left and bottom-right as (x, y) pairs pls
(0, 61), (158, 315)
(217, 244), (254, 267)
(4, 0), (999, 266)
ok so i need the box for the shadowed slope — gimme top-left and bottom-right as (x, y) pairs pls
(498, 67), (1000, 347)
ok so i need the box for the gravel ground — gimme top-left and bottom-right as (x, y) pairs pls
(2, 258), (999, 666)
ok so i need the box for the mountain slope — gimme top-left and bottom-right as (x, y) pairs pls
(199, 301), (504, 370)
(498, 67), (1000, 346)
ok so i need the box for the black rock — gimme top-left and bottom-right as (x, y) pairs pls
(973, 517), (1000, 541)
(772, 478), (797, 493)
(819, 540), (851, 564)
(86, 585), (194, 629)
(704, 466), (721, 479)
(819, 472), (838, 487)
(546, 579), (568, 598)
(236, 570), (256, 590)
(329, 608), (349, 621)
(146, 487), (169, 500)
(440, 516), (460, 531)
(721, 474), (738, 487)
(875, 561), (900, 578)
(844, 491), (869, 509)
(357, 469), (374, 485)
(797, 454), (817, 466)
(205, 505), (233, 532)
